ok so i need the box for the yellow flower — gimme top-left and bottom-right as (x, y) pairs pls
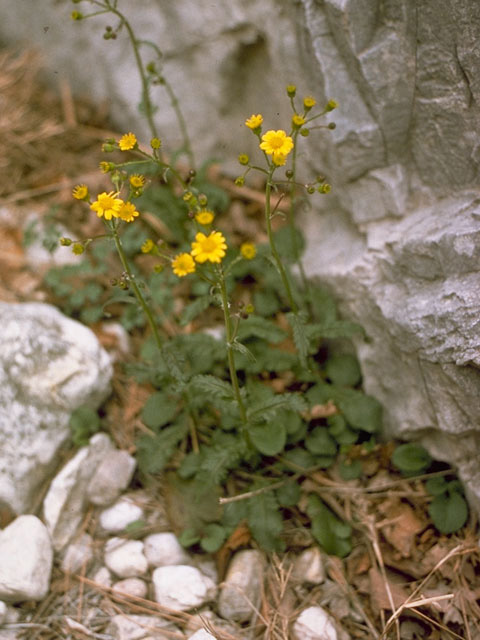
(191, 231), (227, 264)
(303, 96), (316, 109)
(172, 253), (196, 277)
(141, 239), (155, 253)
(292, 114), (306, 128)
(195, 210), (214, 225)
(129, 174), (145, 188)
(99, 161), (113, 173)
(259, 130), (294, 165)
(326, 98), (338, 111)
(240, 242), (256, 260)
(238, 154), (249, 165)
(150, 137), (162, 149)
(72, 243), (84, 254)
(72, 184), (89, 200)
(117, 201), (139, 222)
(118, 132), (137, 151)
(90, 191), (123, 220)
(286, 84), (297, 97)
(245, 114), (263, 130)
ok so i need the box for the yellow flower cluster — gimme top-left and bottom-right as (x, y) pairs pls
(172, 230), (229, 277)
(89, 191), (139, 222)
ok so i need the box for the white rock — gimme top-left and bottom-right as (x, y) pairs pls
(0, 515), (53, 602)
(217, 550), (265, 623)
(188, 631), (216, 640)
(112, 578), (148, 599)
(43, 433), (115, 551)
(144, 532), (191, 567)
(292, 606), (338, 640)
(152, 565), (217, 612)
(106, 614), (178, 640)
(99, 497), (145, 533)
(186, 609), (247, 640)
(104, 538), (148, 578)
(292, 547), (326, 585)
(0, 601), (7, 624)
(0, 302), (112, 514)
(87, 450), (136, 506)
(61, 533), (94, 573)
(92, 566), (112, 588)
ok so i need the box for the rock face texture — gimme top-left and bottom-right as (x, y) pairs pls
(0, 2), (478, 502)
(0, 302), (112, 514)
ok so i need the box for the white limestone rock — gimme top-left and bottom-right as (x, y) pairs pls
(92, 566), (112, 588)
(144, 532), (191, 568)
(104, 538), (148, 578)
(99, 496), (145, 534)
(61, 533), (94, 574)
(217, 550), (265, 623)
(43, 433), (114, 551)
(0, 302), (112, 514)
(0, 601), (7, 624)
(87, 449), (137, 506)
(106, 614), (179, 640)
(112, 578), (148, 600)
(152, 565), (217, 612)
(292, 547), (326, 585)
(292, 606), (339, 640)
(188, 631), (216, 640)
(0, 515), (53, 603)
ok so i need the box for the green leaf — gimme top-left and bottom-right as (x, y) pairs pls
(339, 459), (363, 480)
(334, 389), (382, 433)
(253, 288), (281, 317)
(249, 420), (287, 456)
(222, 500), (248, 529)
(200, 523), (227, 553)
(307, 494), (352, 557)
(247, 490), (285, 552)
(327, 414), (358, 445)
(392, 443), (432, 476)
(305, 427), (338, 457)
(325, 354), (362, 387)
(306, 383), (335, 406)
(198, 432), (247, 484)
(179, 296), (211, 326)
(136, 420), (189, 474)
(190, 375), (235, 401)
(236, 316), (287, 344)
(141, 391), (179, 430)
(308, 285), (337, 324)
(276, 480), (301, 507)
(178, 528), (201, 547)
(231, 339), (256, 363)
(247, 393), (307, 423)
(271, 225), (305, 264)
(425, 476), (449, 496)
(281, 448), (316, 471)
(68, 406), (101, 447)
(428, 491), (468, 534)
(287, 311), (311, 367)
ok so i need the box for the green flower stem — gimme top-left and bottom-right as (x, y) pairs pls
(288, 133), (310, 297)
(265, 169), (298, 313)
(101, 3), (159, 143)
(218, 269), (247, 424)
(111, 224), (163, 350)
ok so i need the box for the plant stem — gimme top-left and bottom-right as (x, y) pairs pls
(161, 77), (195, 168)
(265, 170), (298, 313)
(111, 225), (163, 350)
(218, 269), (247, 424)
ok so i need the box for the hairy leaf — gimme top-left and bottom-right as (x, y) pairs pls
(249, 420), (287, 456)
(247, 489), (285, 552)
(179, 296), (211, 326)
(287, 311), (311, 367)
(141, 390), (179, 430)
(428, 491), (468, 534)
(392, 443), (432, 475)
(136, 419), (189, 474)
(236, 316), (287, 344)
(325, 353), (362, 387)
(307, 494), (352, 557)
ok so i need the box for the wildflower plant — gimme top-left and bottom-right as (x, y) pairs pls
(51, 0), (467, 557)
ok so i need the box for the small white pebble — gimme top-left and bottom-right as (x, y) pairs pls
(112, 577), (148, 599)
(104, 538), (148, 578)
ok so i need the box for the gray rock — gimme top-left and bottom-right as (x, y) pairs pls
(144, 532), (191, 568)
(0, 601), (7, 624)
(292, 606), (339, 640)
(218, 549), (265, 623)
(43, 433), (115, 551)
(87, 450), (137, 506)
(0, 302), (112, 514)
(104, 538), (148, 578)
(112, 578), (148, 600)
(292, 547), (326, 585)
(0, 515), (53, 603)
(152, 565), (217, 612)
(99, 496), (145, 534)
(106, 614), (180, 640)
(61, 533), (94, 574)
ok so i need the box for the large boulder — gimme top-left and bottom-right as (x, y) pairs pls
(0, 302), (112, 514)
(0, 1), (478, 503)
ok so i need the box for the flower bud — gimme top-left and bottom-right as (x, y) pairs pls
(286, 84), (297, 97)
(60, 237), (72, 246)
